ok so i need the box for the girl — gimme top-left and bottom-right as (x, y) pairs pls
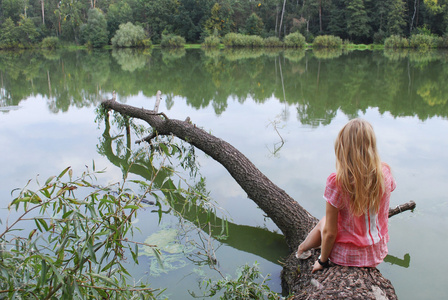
(296, 118), (396, 273)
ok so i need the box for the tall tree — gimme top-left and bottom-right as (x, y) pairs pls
(40, 0), (45, 24)
(386, 0), (406, 36)
(0, 17), (17, 46)
(245, 12), (264, 35)
(134, 0), (178, 43)
(55, 0), (88, 42)
(17, 16), (39, 45)
(81, 8), (109, 47)
(204, 3), (223, 35)
(279, 0), (287, 37)
(106, 1), (133, 40)
(327, 0), (347, 38)
(346, 0), (371, 42)
(1, 0), (23, 23)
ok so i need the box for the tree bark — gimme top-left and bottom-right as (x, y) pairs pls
(41, 0), (45, 25)
(101, 95), (415, 299)
(279, 0), (287, 38)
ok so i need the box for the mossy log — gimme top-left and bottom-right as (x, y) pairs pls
(101, 93), (415, 299)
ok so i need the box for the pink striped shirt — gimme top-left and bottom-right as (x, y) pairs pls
(324, 164), (396, 267)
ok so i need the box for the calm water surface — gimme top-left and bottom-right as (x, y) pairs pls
(0, 48), (447, 299)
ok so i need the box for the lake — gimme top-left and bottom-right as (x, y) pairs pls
(0, 47), (447, 299)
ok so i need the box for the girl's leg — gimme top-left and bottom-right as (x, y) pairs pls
(296, 217), (326, 258)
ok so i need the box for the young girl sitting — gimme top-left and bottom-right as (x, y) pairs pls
(296, 118), (396, 273)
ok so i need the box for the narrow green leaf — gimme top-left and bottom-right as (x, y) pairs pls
(130, 244), (139, 264)
(40, 259), (48, 287)
(34, 219), (43, 232)
(119, 263), (131, 277)
(57, 167), (71, 180)
(45, 176), (56, 186)
(124, 204), (139, 210)
(89, 273), (119, 287)
(152, 248), (164, 269)
(87, 238), (97, 264)
(100, 260), (114, 272)
(50, 263), (64, 283)
(36, 218), (49, 231)
(61, 210), (74, 219)
(28, 228), (37, 239)
(72, 280), (85, 300)
(129, 180), (149, 187)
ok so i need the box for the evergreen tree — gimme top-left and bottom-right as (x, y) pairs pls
(83, 8), (109, 47)
(386, 0), (406, 36)
(328, 0), (348, 39)
(204, 3), (223, 35)
(245, 12), (264, 36)
(17, 17), (39, 45)
(0, 18), (18, 47)
(345, 0), (371, 42)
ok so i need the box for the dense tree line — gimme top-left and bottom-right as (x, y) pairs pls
(1, 0), (448, 47)
(1, 48), (447, 120)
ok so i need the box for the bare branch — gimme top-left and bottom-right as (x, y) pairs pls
(389, 200), (416, 218)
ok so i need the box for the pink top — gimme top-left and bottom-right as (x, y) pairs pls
(324, 164), (396, 267)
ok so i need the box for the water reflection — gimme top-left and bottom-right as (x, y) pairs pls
(1, 48), (448, 122)
(112, 48), (151, 72)
(97, 111), (290, 264)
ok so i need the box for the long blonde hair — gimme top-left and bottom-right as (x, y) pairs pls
(335, 119), (385, 216)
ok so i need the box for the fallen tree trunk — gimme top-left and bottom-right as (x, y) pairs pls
(101, 93), (415, 299)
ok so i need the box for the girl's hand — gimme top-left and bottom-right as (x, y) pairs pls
(312, 260), (324, 273)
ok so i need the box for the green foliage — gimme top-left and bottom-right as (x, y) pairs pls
(142, 39), (153, 47)
(1, 0), (23, 23)
(440, 35), (448, 48)
(1, 0), (448, 47)
(245, 13), (264, 36)
(106, 1), (133, 41)
(313, 35), (343, 48)
(202, 35), (221, 48)
(111, 22), (149, 48)
(386, 0), (406, 36)
(345, 0), (370, 42)
(160, 34), (186, 48)
(41, 36), (61, 49)
(384, 35), (409, 49)
(264, 36), (284, 48)
(327, 0), (347, 39)
(204, 3), (225, 36)
(373, 30), (386, 44)
(409, 33), (441, 49)
(17, 17), (39, 46)
(284, 32), (306, 48)
(413, 25), (432, 36)
(199, 263), (279, 299)
(313, 48), (343, 59)
(222, 33), (264, 48)
(0, 166), (159, 299)
(0, 17), (18, 48)
(55, 0), (86, 42)
(81, 8), (109, 48)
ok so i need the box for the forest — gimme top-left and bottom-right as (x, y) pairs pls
(1, 0), (448, 48)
